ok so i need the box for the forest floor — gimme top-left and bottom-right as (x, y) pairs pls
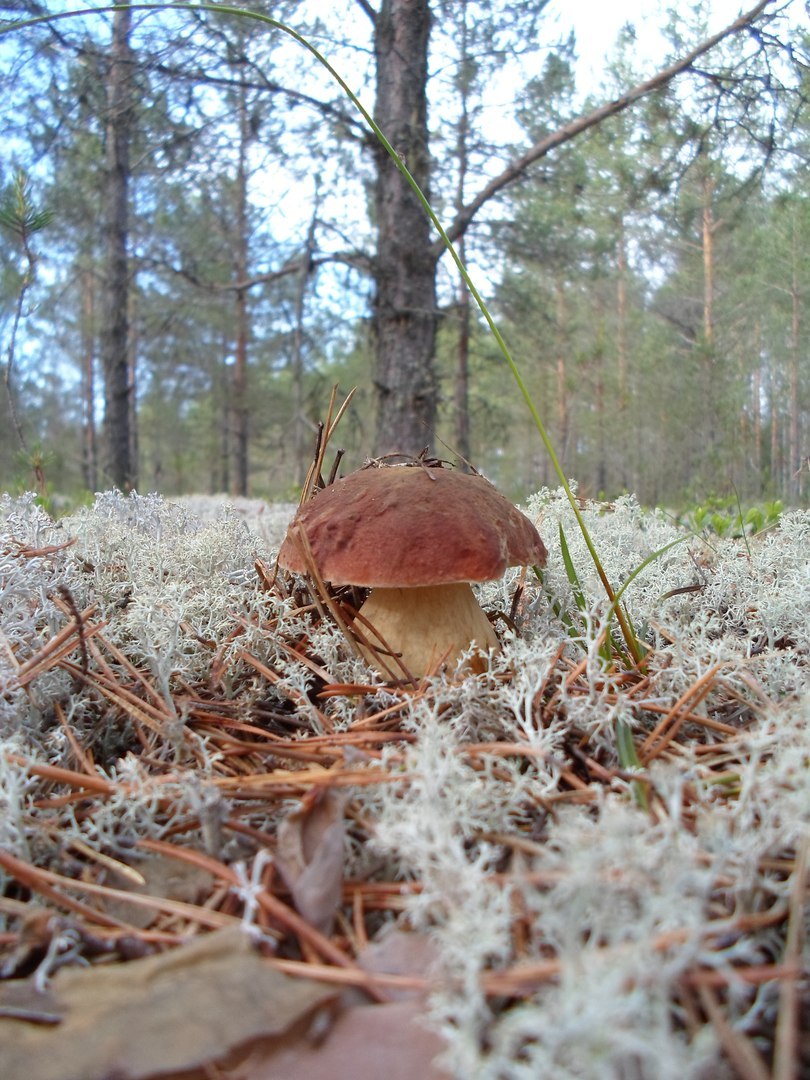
(0, 482), (807, 1079)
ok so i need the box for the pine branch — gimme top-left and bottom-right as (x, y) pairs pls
(137, 249), (374, 293)
(439, 0), (774, 253)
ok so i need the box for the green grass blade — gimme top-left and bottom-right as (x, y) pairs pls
(616, 718), (648, 810)
(605, 535), (689, 629)
(558, 524), (586, 613)
(2, 3), (641, 659)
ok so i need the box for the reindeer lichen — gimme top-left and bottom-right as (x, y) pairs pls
(0, 488), (807, 1078)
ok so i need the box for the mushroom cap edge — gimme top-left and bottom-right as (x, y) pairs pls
(277, 465), (547, 588)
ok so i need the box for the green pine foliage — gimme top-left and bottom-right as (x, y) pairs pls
(0, 3), (808, 503)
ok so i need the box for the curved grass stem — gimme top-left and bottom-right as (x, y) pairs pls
(4, 2), (642, 661)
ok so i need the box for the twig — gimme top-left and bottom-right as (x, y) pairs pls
(773, 836), (809, 1080)
(698, 983), (770, 1080)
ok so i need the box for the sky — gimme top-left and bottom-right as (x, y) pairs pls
(551, 0), (760, 92)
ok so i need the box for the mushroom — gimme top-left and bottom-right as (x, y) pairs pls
(278, 464), (547, 679)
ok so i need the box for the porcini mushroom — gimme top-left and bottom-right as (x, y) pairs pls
(277, 463), (547, 679)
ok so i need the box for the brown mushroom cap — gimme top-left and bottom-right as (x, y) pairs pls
(277, 465), (547, 587)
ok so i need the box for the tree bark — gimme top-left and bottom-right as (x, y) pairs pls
(127, 288), (139, 489)
(452, 0), (472, 466)
(79, 266), (98, 491)
(100, 0), (135, 491)
(702, 175), (715, 347)
(367, 0), (769, 457)
(372, 0), (437, 454)
(455, 249), (472, 465)
(555, 282), (569, 464)
(292, 202), (319, 486)
(232, 72), (251, 497)
(752, 327), (762, 493)
(615, 220), (630, 491)
(769, 361), (781, 491)
(217, 329), (230, 494)
(788, 212), (800, 500)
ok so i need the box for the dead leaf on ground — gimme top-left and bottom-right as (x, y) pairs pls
(276, 788), (346, 933)
(234, 998), (452, 1080)
(357, 927), (440, 1001)
(101, 851), (215, 929)
(225, 927), (449, 1080)
(0, 926), (335, 1080)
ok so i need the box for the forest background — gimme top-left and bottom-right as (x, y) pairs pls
(0, 0), (808, 510)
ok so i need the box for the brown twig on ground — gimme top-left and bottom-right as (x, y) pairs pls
(0, 476), (805, 1076)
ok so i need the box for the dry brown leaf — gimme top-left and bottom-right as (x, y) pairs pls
(101, 851), (215, 929)
(276, 788), (346, 933)
(227, 927), (449, 1079)
(0, 926), (335, 1080)
(229, 999), (451, 1080)
(357, 928), (440, 1001)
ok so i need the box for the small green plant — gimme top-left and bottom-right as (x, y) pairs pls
(1, 170), (54, 497)
(14, 444), (56, 511)
(677, 496), (783, 539)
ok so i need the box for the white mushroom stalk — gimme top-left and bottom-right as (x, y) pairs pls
(357, 582), (500, 678)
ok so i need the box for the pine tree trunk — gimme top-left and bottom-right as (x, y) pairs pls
(232, 277), (249, 496)
(702, 176), (715, 347)
(455, 238), (472, 466)
(80, 267), (98, 491)
(555, 282), (569, 463)
(752, 321), (763, 495)
(292, 205), (319, 485)
(217, 333), (230, 494)
(701, 173), (719, 461)
(232, 75), (250, 497)
(127, 289), (139, 489)
(769, 363), (781, 491)
(615, 221), (629, 490)
(372, 0), (438, 455)
(788, 218), (800, 500)
(100, 0), (135, 491)
(453, 2), (472, 467)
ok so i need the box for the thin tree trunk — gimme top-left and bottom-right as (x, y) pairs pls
(292, 202), (319, 486)
(700, 171), (722, 461)
(702, 175), (715, 347)
(218, 330), (230, 494)
(616, 221), (628, 409)
(80, 266), (98, 491)
(453, 1), (472, 467)
(372, 0), (437, 455)
(555, 282), (569, 464)
(455, 236), (472, 465)
(232, 73), (250, 496)
(788, 216), (800, 500)
(232, 287), (249, 495)
(594, 312), (607, 496)
(100, 0), (135, 491)
(752, 321), (763, 495)
(752, 367), (762, 494)
(615, 219), (629, 490)
(127, 287), (139, 488)
(769, 362), (780, 492)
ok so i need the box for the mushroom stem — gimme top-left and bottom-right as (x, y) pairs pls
(355, 582), (500, 679)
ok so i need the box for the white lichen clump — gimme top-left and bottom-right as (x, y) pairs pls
(1, 488), (807, 1079)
